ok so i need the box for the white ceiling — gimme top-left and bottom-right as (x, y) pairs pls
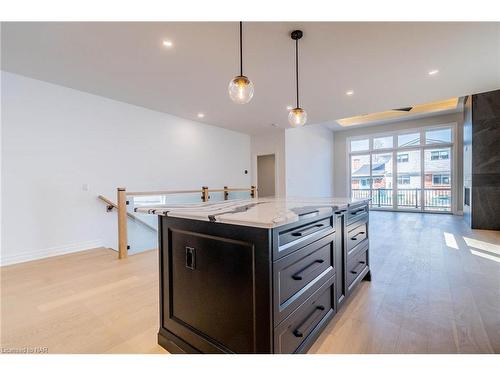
(2, 22), (499, 135)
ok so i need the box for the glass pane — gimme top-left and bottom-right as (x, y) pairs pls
(426, 128), (452, 144)
(398, 132), (420, 147)
(397, 150), (421, 208)
(127, 200), (158, 255)
(351, 154), (371, 200)
(373, 136), (393, 149)
(371, 153), (393, 207)
(350, 138), (369, 152)
(424, 147), (451, 211)
(228, 191), (252, 200)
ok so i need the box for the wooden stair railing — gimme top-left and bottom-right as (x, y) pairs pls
(98, 194), (157, 259)
(105, 186), (257, 259)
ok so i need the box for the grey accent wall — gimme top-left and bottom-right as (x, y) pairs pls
(470, 89), (500, 230)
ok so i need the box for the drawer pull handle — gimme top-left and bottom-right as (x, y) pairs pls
(292, 259), (325, 280)
(350, 208), (365, 215)
(291, 223), (325, 237)
(293, 305), (326, 338)
(350, 231), (365, 241)
(350, 262), (366, 275)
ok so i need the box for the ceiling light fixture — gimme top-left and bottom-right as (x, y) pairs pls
(428, 69), (439, 76)
(228, 22), (254, 104)
(286, 105), (293, 110)
(197, 113), (205, 118)
(162, 40), (173, 48)
(346, 90), (354, 96)
(288, 30), (307, 128)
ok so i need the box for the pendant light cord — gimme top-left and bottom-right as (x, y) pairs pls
(295, 38), (299, 108)
(239, 21), (243, 76)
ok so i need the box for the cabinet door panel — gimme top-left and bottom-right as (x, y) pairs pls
(164, 228), (256, 353)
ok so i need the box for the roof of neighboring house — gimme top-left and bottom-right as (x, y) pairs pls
(352, 163), (385, 177)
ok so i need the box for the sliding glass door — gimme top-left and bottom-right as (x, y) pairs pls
(348, 125), (454, 213)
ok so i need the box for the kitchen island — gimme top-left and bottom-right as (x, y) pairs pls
(136, 197), (371, 354)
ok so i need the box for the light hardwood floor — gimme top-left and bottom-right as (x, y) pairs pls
(1, 211), (499, 354)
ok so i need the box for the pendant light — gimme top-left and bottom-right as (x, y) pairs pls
(288, 30), (307, 127)
(228, 22), (254, 104)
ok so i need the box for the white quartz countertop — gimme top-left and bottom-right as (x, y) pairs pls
(134, 197), (369, 229)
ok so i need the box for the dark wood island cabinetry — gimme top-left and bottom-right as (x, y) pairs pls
(137, 198), (370, 353)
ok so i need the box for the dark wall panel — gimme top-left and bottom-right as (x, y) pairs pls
(470, 89), (500, 230)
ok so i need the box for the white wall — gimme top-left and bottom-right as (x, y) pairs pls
(1, 72), (251, 265)
(250, 131), (286, 198)
(333, 112), (463, 211)
(285, 125), (334, 197)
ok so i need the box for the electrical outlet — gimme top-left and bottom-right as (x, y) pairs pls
(82, 184), (89, 191)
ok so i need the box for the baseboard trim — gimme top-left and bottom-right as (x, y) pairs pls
(0, 239), (103, 267)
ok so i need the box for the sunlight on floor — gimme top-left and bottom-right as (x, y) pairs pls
(463, 236), (500, 255)
(470, 249), (500, 263)
(443, 232), (459, 249)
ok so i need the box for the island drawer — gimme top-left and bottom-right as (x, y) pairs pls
(346, 219), (368, 257)
(347, 204), (369, 225)
(274, 277), (335, 354)
(273, 233), (335, 325)
(274, 214), (335, 260)
(346, 247), (368, 290)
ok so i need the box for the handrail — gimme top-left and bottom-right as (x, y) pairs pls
(207, 188), (252, 192)
(98, 195), (157, 233)
(126, 189), (201, 197)
(111, 185), (256, 259)
(125, 187), (253, 196)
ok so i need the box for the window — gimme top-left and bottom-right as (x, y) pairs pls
(432, 174), (450, 185)
(430, 150), (449, 160)
(350, 138), (369, 152)
(426, 128), (452, 144)
(397, 153), (409, 163)
(348, 125), (454, 212)
(373, 136), (393, 149)
(398, 132), (420, 147)
(397, 175), (411, 185)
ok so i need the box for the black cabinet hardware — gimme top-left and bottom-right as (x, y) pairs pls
(350, 231), (365, 241)
(185, 246), (196, 270)
(291, 259), (325, 280)
(293, 305), (326, 338)
(350, 261), (366, 275)
(350, 208), (365, 215)
(291, 223), (325, 237)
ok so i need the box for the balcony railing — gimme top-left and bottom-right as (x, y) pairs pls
(352, 188), (451, 211)
(424, 188), (451, 210)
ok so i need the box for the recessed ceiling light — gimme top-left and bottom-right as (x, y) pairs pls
(428, 69), (439, 76)
(286, 105), (293, 110)
(162, 40), (173, 48)
(197, 113), (205, 118)
(346, 90), (354, 96)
